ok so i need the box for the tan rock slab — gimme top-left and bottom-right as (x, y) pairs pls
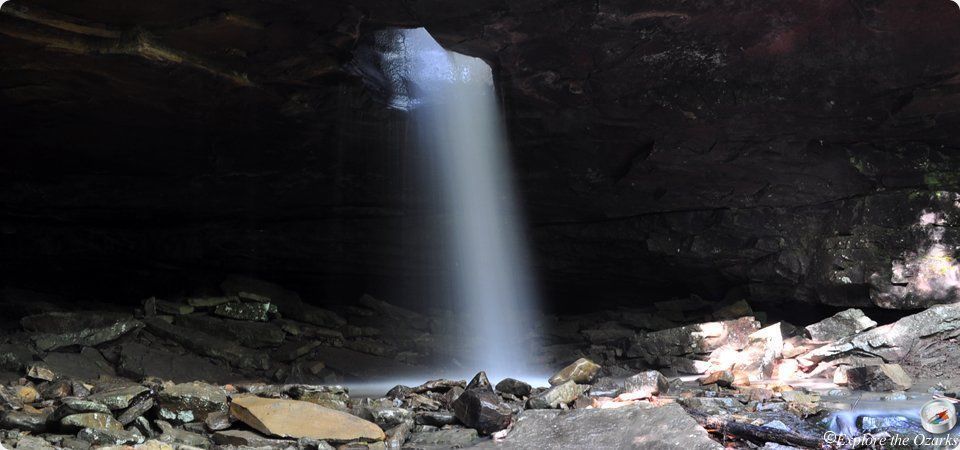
(230, 396), (384, 442)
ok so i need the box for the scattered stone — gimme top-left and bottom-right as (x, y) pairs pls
(203, 411), (232, 431)
(175, 314), (285, 349)
(415, 411), (458, 427)
(117, 397), (155, 425)
(495, 378), (532, 397)
(845, 364), (913, 391)
(405, 428), (479, 449)
(26, 364), (56, 382)
(229, 396), (385, 442)
(0, 410), (48, 432)
(700, 370), (735, 387)
(474, 403), (721, 449)
(157, 382), (228, 423)
(25, 312), (143, 352)
(118, 342), (234, 383)
(805, 308), (877, 341)
(213, 301), (271, 322)
(61, 412), (123, 432)
(413, 379), (465, 394)
(155, 419), (210, 448)
(622, 370), (669, 398)
(76, 426), (142, 447)
(88, 385), (150, 410)
(212, 429), (297, 447)
(451, 388), (513, 435)
(548, 358), (601, 385)
(14, 385), (39, 404)
(527, 380), (587, 409)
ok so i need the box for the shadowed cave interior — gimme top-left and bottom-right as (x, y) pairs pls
(3, 0), (960, 449)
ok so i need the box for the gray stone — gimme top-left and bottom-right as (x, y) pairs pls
(13, 435), (57, 450)
(805, 308), (877, 341)
(527, 381), (586, 409)
(61, 412), (123, 432)
(404, 428), (478, 449)
(451, 388), (512, 435)
(213, 301), (271, 322)
(495, 378), (531, 397)
(117, 397), (155, 425)
(628, 317), (761, 364)
(23, 312), (143, 352)
(75, 426), (143, 446)
(156, 300), (195, 316)
(623, 370), (670, 398)
(0, 344), (35, 372)
(87, 385), (150, 410)
(42, 351), (115, 380)
(157, 382), (228, 423)
(274, 339), (322, 362)
(0, 411), (48, 432)
(212, 429), (296, 447)
(548, 358), (601, 385)
(155, 419), (211, 448)
(472, 403), (721, 449)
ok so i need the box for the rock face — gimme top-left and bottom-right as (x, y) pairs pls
(229, 396), (385, 442)
(805, 309), (877, 341)
(2, 0), (960, 312)
(474, 403), (722, 449)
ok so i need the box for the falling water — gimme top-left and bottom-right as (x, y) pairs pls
(355, 28), (541, 381)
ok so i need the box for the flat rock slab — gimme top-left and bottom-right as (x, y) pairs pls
(473, 403), (722, 450)
(26, 312), (143, 352)
(230, 395), (385, 442)
(805, 308), (877, 341)
(144, 318), (268, 370)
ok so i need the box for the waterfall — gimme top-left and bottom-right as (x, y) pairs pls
(356, 28), (542, 381)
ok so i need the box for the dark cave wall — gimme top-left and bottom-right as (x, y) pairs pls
(2, 0), (960, 309)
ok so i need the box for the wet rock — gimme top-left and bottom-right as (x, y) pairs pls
(587, 377), (621, 397)
(473, 403), (721, 450)
(845, 364), (913, 391)
(412, 379), (465, 394)
(157, 382), (228, 423)
(0, 344), (35, 372)
(622, 370), (669, 398)
(384, 421), (411, 449)
(175, 314), (285, 349)
(117, 397), (155, 425)
(229, 396), (385, 442)
(155, 420), (210, 448)
(144, 318), (268, 370)
(805, 308), (877, 341)
(451, 388), (512, 435)
(414, 411), (457, 427)
(369, 407), (413, 429)
(88, 385), (150, 410)
(221, 275), (305, 314)
(61, 412), (123, 432)
(440, 386), (464, 408)
(202, 411), (232, 432)
(0, 410), (48, 432)
(679, 397), (742, 415)
(527, 380), (587, 409)
(42, 351), (115, 380)
(76, 426), (143, 446)
(13, 436), (57, 450)
(51, 397), (112, 421)
(548, 358), (601, 385)
(465, 371), (493, 391)
(288, 385), (350, 411)
(495, 378), (531, 397)
(404, 428), (478, 449)
(118, 342), (234, 383)
(14, 385), (39, 404)
(213, 301), (271, 322)
(40, 380), (72, 400)
(24, 312), (144, 352)
(212, 429), (297, 447)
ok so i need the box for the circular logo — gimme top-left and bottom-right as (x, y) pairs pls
(921, 399), (958, 434)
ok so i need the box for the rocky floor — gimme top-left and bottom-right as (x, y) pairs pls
(0, 277), (959, 449)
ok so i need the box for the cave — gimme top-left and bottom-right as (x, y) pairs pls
(2, 0), (960, 448)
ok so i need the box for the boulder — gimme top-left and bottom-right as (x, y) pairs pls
(622, 371), (669, 398)
(628, 318), (761, 364)
(117, 342), (235, 383)
(472, 403), (722, 449)
(548, 358), (601, 385)
(23, 312), (143, 352)
(213, 301), (271, 322)
(157, 382), (228, 423)
(495, 378), (532, 397)
(527, 381), (587, 409)
(229, 396), (385, 442)
(805, 309), (877, 341)
(0, 410), (49, 432)
(845, 364), (913, 391)
(451, 388), (513, 435)
(87, 385), (150, 410)
(175, 314), (285, 348)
